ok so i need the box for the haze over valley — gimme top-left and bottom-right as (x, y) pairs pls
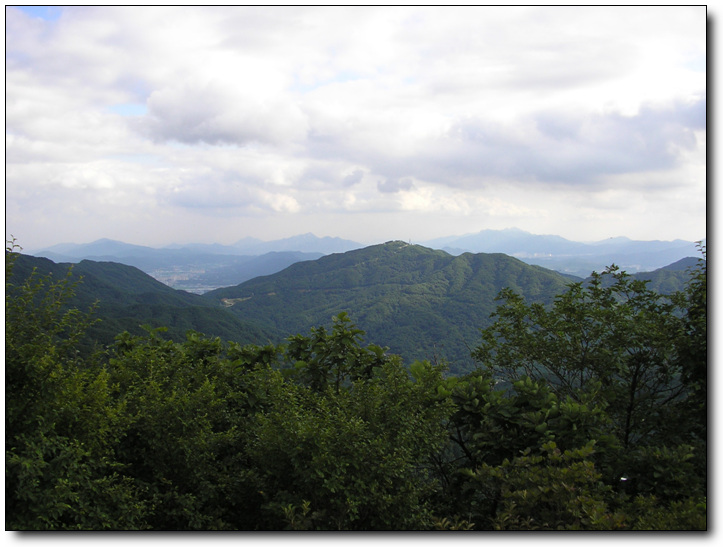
(28, 228), (704, 293)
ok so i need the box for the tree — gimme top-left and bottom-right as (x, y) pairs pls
(5, 240), (147, 529)
(106, 327), (283, 530)
(285, 312), (387, 393)
(246, 317), (454, 530)
(473, 265), (685, 451)
(434, 369), (617, 529)
(466, 441), (626, 530)
(467, 260), (707, 529)
(672, 243), (707, 443)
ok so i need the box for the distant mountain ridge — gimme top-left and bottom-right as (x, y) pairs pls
(33, 233), (363, 259)
(29, 235), (349, 293)
(421, 228), (702, 277)
(29, 229), (702, 291)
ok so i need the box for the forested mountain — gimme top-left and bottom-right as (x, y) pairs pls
(11, 244), (697, 374)
(31, 230), (701, 289)
(203, 241), (576, 373)
(6, 241), (706, 530)
(7, 253), (276, 351)
(628, 257), (702, 294)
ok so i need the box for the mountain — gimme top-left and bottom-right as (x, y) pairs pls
(9, 245), (698, 375)
(160, 233), (363, 256)
(7, 253), (278, 351)
(202, 241), (577, 374)
(629, 256), (703, 294)
(29, 240), (326, 294)
(422, 228), (702, 277)
(230, 232), (363, 254)
(32, 230), (702, 287)
(423, 227), (589, 256)
(30, 234), (362, 293)
(37, 238), (160, 259)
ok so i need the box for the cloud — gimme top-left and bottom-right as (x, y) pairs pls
(343, 169), (364, 187)
(377, 178), (415, 194)
(4, 6), (706, 248)
(360, 97), (707, 191)
(139, 79), (309, 147)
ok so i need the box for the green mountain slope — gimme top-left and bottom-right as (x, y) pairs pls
(203, 241), (577, 373)
(8, 253), (278, 350)
(631, 256), (702, 294)
(584, 257), (700, 295)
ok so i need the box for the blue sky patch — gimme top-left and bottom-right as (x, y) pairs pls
(107, 103), (147, 117)
(15, 6), (63, 21)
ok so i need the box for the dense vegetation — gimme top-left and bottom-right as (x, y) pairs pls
(204, 241), (577, 373)
(6, 239), (706, 530)
(7, 253), (276, 353)
(16, 242), (695, 376)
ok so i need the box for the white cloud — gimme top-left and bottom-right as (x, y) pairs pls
(5, 5), (706, 249)
(140, 79), (309, 146)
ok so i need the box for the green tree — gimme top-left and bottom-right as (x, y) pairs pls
(466, 441), (626, 530)
(5, 240), (147, 529)
(473, 266), (685, 451)
(466, 260), (707, 529)
(285, 312), (387, 393)
(246, 316), (453, 530)
(672, 244), (707, 442)
(106, 327), (276, 530)
(434, 370), (617, 529)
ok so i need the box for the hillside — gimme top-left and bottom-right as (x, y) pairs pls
(203, 241), (577, 373)
(628, 256), (702, 294)
(9, 246), (697, 373)
(7, 253), (278, 351)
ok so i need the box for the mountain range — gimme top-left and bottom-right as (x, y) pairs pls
(29, 234), (359, 293)
(35, 232), (361, 260)
(11, 240), (700, 374)
(29, 229), (702, 292)
(201, 241), (701, 373)
(422, 228), (702, 277)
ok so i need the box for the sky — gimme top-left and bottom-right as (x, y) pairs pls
(4, 5), (707, 250)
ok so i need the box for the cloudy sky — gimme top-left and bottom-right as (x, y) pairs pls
(5, 5), (706, 250)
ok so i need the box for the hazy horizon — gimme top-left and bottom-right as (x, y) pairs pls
(24, 226), (706, 255)
(6, 6), (706, 250)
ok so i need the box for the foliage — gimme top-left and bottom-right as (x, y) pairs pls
(671, 243), (707, 442)
(464, 253), (707, 530)
(246, 316), (453, 530)
(6, 240), (147, 529)
(474, 265), (686, 450)
(5, 239), (706, 530)
(467, 441), (625, 530)
(204, 241), (574, 373)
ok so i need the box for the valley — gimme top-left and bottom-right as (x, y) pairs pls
(16, 237), (702, 375)
(29, 229), (702, 293)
